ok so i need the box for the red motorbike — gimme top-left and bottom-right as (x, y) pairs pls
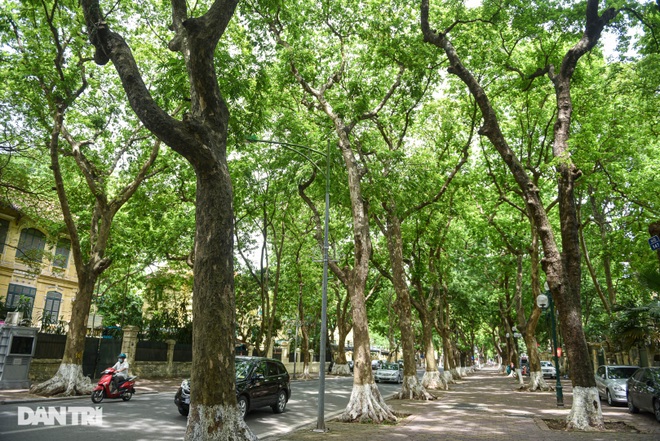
(91, 367), (137, 403)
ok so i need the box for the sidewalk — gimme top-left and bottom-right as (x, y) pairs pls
(264, 367), (659, 441)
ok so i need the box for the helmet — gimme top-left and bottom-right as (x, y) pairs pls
(118, 353), (126, 359)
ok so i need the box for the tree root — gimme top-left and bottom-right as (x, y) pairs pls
(394, 375), (436, 400)
(185, 403), (258, 441)
(332, 364), (351, 375)
(442, 371), (455, 385)
(30, 363), (93, 397)
(422, 370), (449, 391)
(340, 383), (397, 423)
(528, 371), (552, 392)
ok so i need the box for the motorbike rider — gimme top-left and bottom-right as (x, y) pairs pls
(111, 353), (129, 392)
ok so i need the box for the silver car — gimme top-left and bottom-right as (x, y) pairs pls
(374, 362), (403, 383)
(596, 365), (639, 406)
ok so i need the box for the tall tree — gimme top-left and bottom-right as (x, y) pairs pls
(421, 0), (626, 429)
(79, 1), (255, 439)
(1, 0), (161, 396)
(368, 93), (472, 399)
(252, 0), (404, 422)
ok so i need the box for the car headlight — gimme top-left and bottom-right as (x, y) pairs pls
(612, 384), (625, 392)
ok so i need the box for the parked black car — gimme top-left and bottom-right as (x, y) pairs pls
(174, 356), (291, 418)
(626, 367), (660, 422)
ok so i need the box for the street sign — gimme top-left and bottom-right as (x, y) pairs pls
(649, 235), (660, 251)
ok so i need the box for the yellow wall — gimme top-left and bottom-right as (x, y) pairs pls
(0, 211), (78, 328)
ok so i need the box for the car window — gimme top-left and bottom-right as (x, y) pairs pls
(596, 366), (604, 377)
(649, 369), (660, 384)
(254, 361), (267, 378)
(266, 361), (281, 377)
(382, 363), (399, 370)
(632, 369), (645, 381)
(608, 367), (638, 379)
(235, 359), (252, 381)
(275, 362), (288, 375)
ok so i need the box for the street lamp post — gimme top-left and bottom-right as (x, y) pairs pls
(536, 283), (564, 407)
(246, 137), (331, 432)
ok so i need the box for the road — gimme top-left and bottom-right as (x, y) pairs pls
(0, 375), (406, 441)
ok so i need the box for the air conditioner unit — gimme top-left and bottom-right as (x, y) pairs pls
(5, 311), (23, 325)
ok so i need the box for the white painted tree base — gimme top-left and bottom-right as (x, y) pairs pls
(340, 383), (397, 423)
(332, 364), (351, 375)
(442, 370), (455, 384)
(29, 363), (93, 396)
(422, 370), (448, 390)
(527, 371), (551, 391)
(300, 365), (312, 380)
(566, 386), (604, 430)
(184, 404), (257, 441)
(395, 375), (435, 400)
(515, 368), (524, 386)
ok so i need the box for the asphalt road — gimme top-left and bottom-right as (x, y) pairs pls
(0, 375), (406, 441)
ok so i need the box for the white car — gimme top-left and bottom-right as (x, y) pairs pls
(541, 360), (556, 378)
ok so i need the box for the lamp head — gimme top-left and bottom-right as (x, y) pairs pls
(536, 293), (549, 310)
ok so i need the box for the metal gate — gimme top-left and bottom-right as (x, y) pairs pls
(82, 337), (122, 379)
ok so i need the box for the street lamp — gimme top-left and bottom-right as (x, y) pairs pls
(536, 282), (564, 407)
(246, 137), (331, 432)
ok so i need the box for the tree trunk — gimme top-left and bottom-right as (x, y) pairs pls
(81, 1), (255, 439)
(30, 272), (95, 396)
(331, 287), (352, 375)
(299, 296), (312, 380)
(187, 172), (254, 440)
(340, 286), (396, 423)
(420, 310), (447, 390)
(547, 1), (618, 429)
(383, 204), (434, 400)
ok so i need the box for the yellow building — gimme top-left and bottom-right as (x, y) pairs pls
(0, 206), (78, 328)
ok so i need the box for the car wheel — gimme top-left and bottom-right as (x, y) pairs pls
(627, 394), (639, 414)
(237, 395), (248, 419)
(654, 399), (660, 423)
(606, 390), (613, 406)
(272, 390), (287, 414)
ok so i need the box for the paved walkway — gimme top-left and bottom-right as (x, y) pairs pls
(263, 367), (659, 441)
(3, 368), (659, 439)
